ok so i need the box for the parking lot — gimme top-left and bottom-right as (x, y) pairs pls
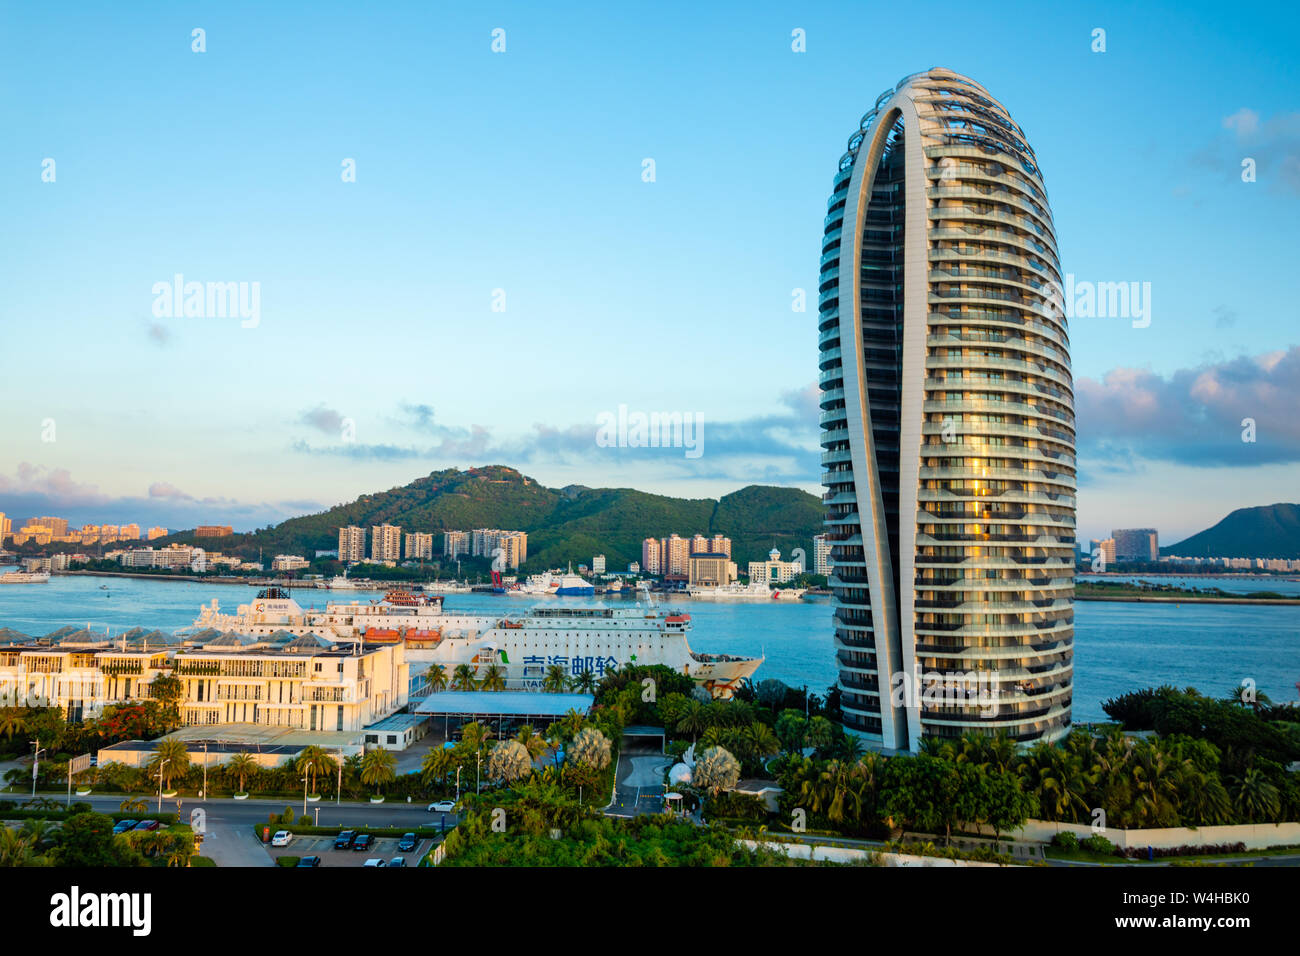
(268, 834), (435, 867)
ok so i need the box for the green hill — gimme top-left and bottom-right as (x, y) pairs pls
(164, 466), (823, 571)
(1164, 503), (1300, 559)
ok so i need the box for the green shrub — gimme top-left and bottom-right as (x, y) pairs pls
(1052, 831), (1080, 851)
(275, 856), (300, 867)
(191, 856), (216, 867)
(281, 807), (295, 825)
(1081, 833), (1116, 856)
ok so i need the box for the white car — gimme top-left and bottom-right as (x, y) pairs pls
(427, 800), (456, 813)
(363, 858), (386, 867)
(271, 830), (293, 847)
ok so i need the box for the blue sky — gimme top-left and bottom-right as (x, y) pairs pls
(1, 0), (1297, 544)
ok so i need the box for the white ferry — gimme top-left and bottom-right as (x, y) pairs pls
(0, 571), (51, 584)
(188, 587), (462, 638)
(186, 587), (760, 698)
(685, 581), (806, 602)
(509, 569), (595, 598)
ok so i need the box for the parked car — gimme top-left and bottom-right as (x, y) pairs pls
(132, 820), (162, 832)
(427, 800), (456, 813)
(353, 833), (372, 851)
(334, 830), (357, 849)
(362, 858), (385, 867)
(389, 857), (406, 867)
(112, 819), (137, 834)
(271, 830), (293, 847)
(397, 833), (417, 852)
(296, 856), (321, 867)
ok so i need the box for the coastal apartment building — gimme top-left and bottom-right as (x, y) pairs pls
(641, 537), (662, 575)
(1088, 538), (1117, 566)
(1111, 528), (1158, 562)
(0, 513), (10, 539)
(119, 545), (208, 572)
(338, 526), (367, 563)
(813, 534), (833, 576)
(592, 554), (605, 574)
(405, 532), (435, 560)
(469, 529), (528, 568)
(195, 525), (234, 538)
(443, 531), (469, 559)
(818, 69), (1075, 751)
(271, 554), (309, 572)
(370, 524), (403, 563)
(641, 533), (733, 578)
(32, 516), (70, 537)
(119, 524), (141, 540)
(147, 527), (168, 540)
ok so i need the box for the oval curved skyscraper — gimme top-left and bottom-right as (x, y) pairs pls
(819, 68), (1075, 752)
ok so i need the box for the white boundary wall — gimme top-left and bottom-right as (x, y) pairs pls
(1016, 819), (1300, 850)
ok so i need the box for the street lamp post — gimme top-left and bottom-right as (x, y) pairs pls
(302, 772), (310, 817)
(455, 766), (461, 802)
(202, 742), (208, 801)
(30, 738), (46, 798)
(156, 759), (170, 813)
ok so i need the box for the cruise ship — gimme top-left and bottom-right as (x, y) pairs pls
(187, 588), (761, 698)
(0, 570), (51, 584)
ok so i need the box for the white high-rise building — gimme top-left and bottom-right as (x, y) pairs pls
(819, 69), (1074, 751)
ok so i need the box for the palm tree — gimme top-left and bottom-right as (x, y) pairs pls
(459, 721), (493, 753)
(1230, 768), (1281, 823)
(514, 724), (548, 760)
(1128, 745), (1180, 827)
(479, 664), (506, 693)
(805, 716), (834, 753)
(421, 746), (454, 788)
(487, 740), (533, 783)
(569, 669), (597, 694)
(424, 664), (448, 693)
(120, 797), (149, 813)
(225, 752), (257, 794)
(452, 664), (478, 692)
(744, 723), (781, 765)
(0, 827), (36, 867)
(0, 708), (26, 741)
(148, 740), (190, 790)
(541, 664), (568, 693)
(675, 700), (710, 742)
(553, 709), (586, 742)
(359, 749), (397, 794)
(295, 746), (335, 795)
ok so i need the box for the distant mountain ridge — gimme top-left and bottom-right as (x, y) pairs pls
(168, 466), (823, 571)
(1164, 503), (1300, 559)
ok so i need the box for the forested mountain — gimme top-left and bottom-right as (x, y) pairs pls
(163, 466), (824, 571)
